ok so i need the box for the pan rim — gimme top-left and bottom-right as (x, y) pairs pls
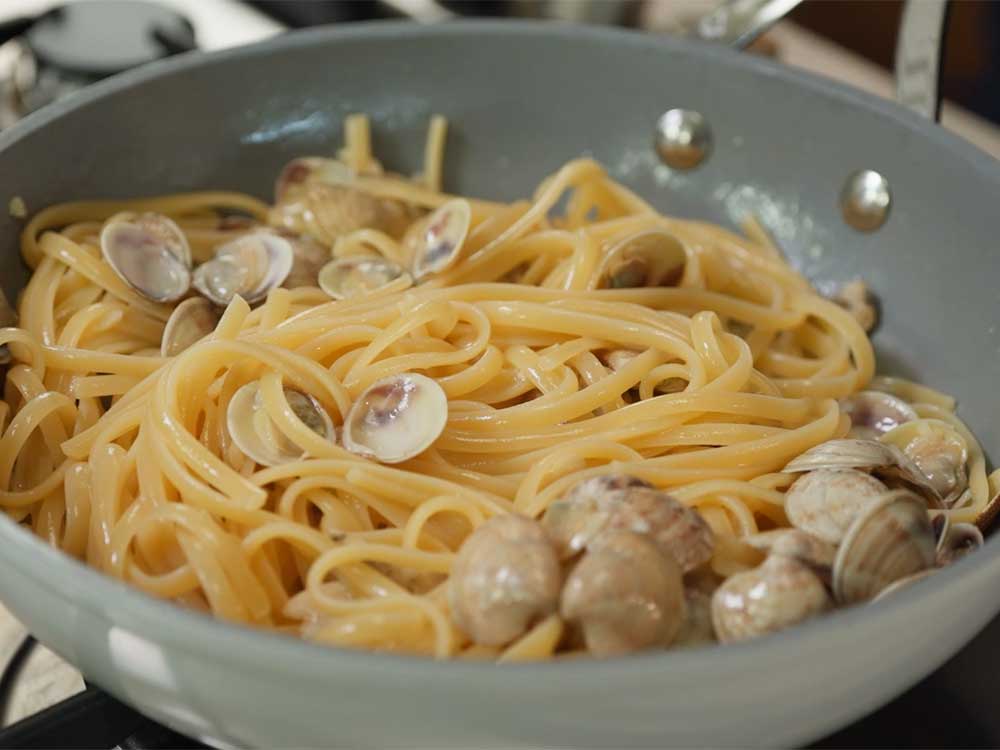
(0, 18), (997, 682)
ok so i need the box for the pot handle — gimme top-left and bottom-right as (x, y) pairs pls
(894, 0), (949, 122)
(688, 0), (949, 123)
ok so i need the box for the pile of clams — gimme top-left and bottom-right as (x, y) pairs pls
(98, 158), (477, 361)
(449, 474), (715, 656)
(449, 394), (987, 655)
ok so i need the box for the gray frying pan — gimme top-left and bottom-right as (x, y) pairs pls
(0, 4), (996, 748)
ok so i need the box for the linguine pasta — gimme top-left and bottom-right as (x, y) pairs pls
(1, 114), (995, 660)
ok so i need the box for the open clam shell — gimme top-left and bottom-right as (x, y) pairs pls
(783, 439), (943, 508)
(100, 213), (192, 303)
(227, 381), (335, 467)
(881, 419), (968, 507)
(318, 256), (410, 300)
(194, 233), (293, 306)
(597, 230), (686, 289)
(831, 489), (936, 605)
(342, 373), (448, 464)
(841, 390), (918, 440)
(160, 297), (220, 357)
(408, 198), (472, 280)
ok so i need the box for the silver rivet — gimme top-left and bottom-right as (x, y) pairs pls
(655, 109), (712, 170)
(840, 169), (891, 232)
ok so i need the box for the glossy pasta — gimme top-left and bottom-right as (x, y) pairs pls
(1, 115), (995, 660)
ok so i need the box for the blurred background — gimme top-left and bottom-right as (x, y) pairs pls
(0, 0), (998, 152)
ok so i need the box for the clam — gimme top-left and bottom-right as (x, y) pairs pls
(448, 514), (561, 646)
(275, 157), (355, 202)
(160, 297), (220, 357)
(783, 439), (943, 508)
(100, 213), (192, 302)
(318, 256), (410, 300)
(561, 530), (686, 657)
(883, 420), (968, 507)
(281, 233), (331, 289)
(193, 233), (293, 306)
(831, 489), (936, 605)
(342, 373), (448, 464)
(711, 554), (832, 643)
(833, 279), (879, 333)
(840, 390), (918, 440)
(541, 480), (714, 571)
(870, 569), (936, 602)
(563, 473), (652, 505)
(227, 381), (335, 467)
(597, 230), (686, 289)
(936, 521), (983, 567)
(744, 528), (837, 583)
(0, 288), (18, 365)
(673, 586), (716, 648)
(783, 469), (888, 544)
(406, 198), (471, 280)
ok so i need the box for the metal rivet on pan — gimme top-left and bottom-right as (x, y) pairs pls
(655, 109), (712, 170)
(840, 169), (891, 232)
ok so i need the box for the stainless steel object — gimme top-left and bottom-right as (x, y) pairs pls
(654, 108), (712, 170)
(840, 169), (892, 232)
(895, 0), (949, 121)
(686, 0), (805, 48)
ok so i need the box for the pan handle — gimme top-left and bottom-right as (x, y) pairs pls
(688, 0), (949, 124)
(894, 0), (949, 122)
(684, 0), (804, 49)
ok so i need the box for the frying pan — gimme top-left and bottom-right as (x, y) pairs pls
(0, 6), (997, 748)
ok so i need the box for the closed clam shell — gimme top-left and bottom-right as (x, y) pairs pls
(227, 381), (334, 467)
(318, 256), (410, 300)
(597, 230), (686, 289)
(783, 439), (942, 508)
(870, 569), (936, 603)
(841, 390), (918, 440)
(407, 198), (471, 280)
(744, 528), (837, 584)
(541, 482), (714, 571)
(448, 514), (561, 646)
(160, 297), (220, 357)
(194, 233), (293, 306)
(561, 530), (686, 656)
(783, 469), (888, 544)
(832, 489), (936, 605)
(100, 215), (191, 303)
(882, 419), (968, 507)
(275, 157), (354, 202)
(342, 373), (448, 464)
(711, 555), (832, 643)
